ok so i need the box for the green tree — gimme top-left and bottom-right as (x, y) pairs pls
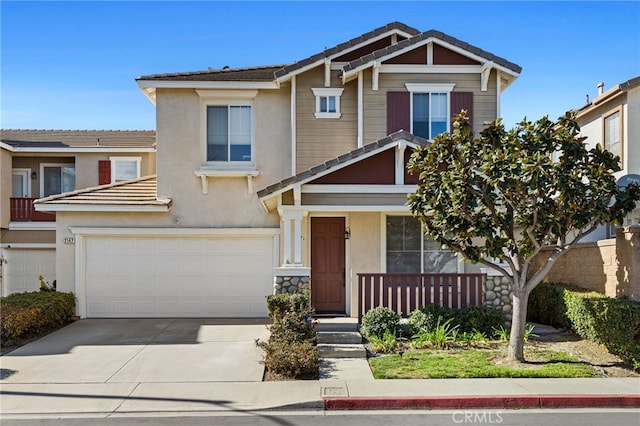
(407, 111), (640, 362)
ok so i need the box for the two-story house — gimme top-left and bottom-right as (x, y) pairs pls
(0, 130), (156, 295)
(35, 22), (521, 318)
(574, 76), (640, 241)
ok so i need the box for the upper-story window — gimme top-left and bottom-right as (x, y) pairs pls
(406, 83), (455, 140)
(110, 157), (141, 182)
(312, 88), (344, 119)
(603, 108), (622, 162)
(207, 105), (252, 162)
(41, 164), (75, 197)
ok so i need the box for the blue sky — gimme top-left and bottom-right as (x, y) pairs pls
(1, 1), (639, 130)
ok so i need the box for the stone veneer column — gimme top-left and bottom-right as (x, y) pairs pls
(274, 266), (311, 295)
(481, 268), (513, 321)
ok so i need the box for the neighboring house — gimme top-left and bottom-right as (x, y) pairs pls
(0, 130), (156, 295)
(35, 22), (521, 318)
(574, 76), (640, 241)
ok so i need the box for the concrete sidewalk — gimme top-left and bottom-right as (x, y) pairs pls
(2, 361), (639, 417)
(1, 319), (639, 418)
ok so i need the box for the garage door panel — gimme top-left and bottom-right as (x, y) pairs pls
(84, 234), (276, 317)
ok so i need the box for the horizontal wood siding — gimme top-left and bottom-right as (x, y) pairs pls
(301, 193), (409, 206)
(363, 71), (498, 144)
(296, 67), (358, 172)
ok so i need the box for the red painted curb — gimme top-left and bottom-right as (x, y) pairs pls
(324, 395), (640, 410)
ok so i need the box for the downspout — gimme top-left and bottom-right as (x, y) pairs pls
(496, 70), (501, 119)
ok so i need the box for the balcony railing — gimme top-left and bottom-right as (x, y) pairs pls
(10, 198), (56, 222)
(357, 273), (486, 321)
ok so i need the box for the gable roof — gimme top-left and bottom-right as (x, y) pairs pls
(136, 21), (520, 101)
(1, 129), (156, 152)
(273, 21), (420, 81)
(575, 75), (640, 117)
(341, 29), (522, 79)
(257, 131), (427, 209)
(34, 175), (171, 212)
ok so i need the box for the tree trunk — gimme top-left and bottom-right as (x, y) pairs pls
(507, 288), (530, 362)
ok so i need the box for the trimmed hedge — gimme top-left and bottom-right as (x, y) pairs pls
(528, 282), (640, 370)
(259, 291), (319, 379)
(1, 291), (76, 343)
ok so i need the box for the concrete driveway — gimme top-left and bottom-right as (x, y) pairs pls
(0, 318), (270, 384)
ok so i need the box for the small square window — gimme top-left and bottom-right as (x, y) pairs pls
(312, 88), (343, 118)
(110, 157), (141, 182)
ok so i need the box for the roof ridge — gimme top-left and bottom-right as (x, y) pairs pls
(137, 64), (287, 80)
(1, 129), (155, 133)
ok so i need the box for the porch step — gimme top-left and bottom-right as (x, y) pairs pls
(318, 343), (367, 359)
(317, 331), (363, 345)
(313, 317), (359, 332)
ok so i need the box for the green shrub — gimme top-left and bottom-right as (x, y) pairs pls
(1, 291), (75, 343)
(266, 291), (310, 321)
(411, 316), (459, 350)
(453, 305), (506, 335)
(360, 306), (400, 339)
(407, 304), (454, 336)
(529, 282), (640, 370)
(259, 291), (318, 379)
(368, 332), (399, 353)
(258, 339), (319, 379)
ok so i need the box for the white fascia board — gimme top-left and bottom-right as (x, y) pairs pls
(34, 204), (171, 213)
(8, 222), (56, 231)
(69, 227), (280, 237)
(279, 205), (411, 214)
(136, 80), (280, 90)
(302, 184), (417, 194)
(7, 147), (155, 154)
(277, 29), (417, 84)
(1, 142), (16, 152)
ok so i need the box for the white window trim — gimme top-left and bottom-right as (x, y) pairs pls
(312, 87), (344, 119)
(39, 163), (75, 197)
(198, 91), (258, 171)
(11, 168), (32, 198)
(405, 83), (455, 141)
(109, 156), (141, 182)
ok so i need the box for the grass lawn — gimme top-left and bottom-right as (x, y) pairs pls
(369, 348), (600, 379)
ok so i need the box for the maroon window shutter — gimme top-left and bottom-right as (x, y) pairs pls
(450, 92), (473, 130)
(387, 91), (410, 135)
(98, 160), (111, 185)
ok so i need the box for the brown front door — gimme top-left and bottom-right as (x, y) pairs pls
(311, 217), (346, 314)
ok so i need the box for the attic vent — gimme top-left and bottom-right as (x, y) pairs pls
(222, 65), (230, 71)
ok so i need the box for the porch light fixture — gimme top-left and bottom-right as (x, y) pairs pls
(31, 171), (37, 180)
(345, 227), (350, 239)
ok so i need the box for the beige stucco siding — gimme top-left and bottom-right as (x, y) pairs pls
(627, 86), (640, 174)
(363, 70), (498, 143)
(155, 88), (288, 227)
(348, 212), (382, 315)
(577, 92), (628, 177)
(1, 148), (11, 228)
(295, 67), (358, 172)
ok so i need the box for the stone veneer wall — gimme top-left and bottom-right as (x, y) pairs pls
(484, 274), (513, 321)
(274, 275), (310, 294)
(529, 226), (640, 300)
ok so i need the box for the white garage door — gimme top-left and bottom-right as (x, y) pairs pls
(2, 248), (56, 296)
(84, 233), (277, 318)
